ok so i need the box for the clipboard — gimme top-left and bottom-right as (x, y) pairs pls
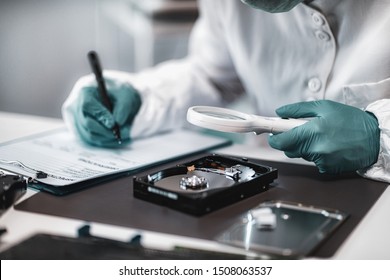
(0, 128), (230, 195)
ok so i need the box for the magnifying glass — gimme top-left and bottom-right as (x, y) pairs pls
(187, 106), (307, 134)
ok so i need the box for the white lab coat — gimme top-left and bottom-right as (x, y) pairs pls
(63, 0), (390, 182)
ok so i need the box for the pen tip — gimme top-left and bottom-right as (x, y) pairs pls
(112, 124), (122, 145)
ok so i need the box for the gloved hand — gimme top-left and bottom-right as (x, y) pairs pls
(268, 100), (380, 174)
(64, 78), (141, 148)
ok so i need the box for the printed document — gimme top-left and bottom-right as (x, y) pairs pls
(0, 129), (228, 186)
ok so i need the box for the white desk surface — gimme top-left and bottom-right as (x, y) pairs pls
(1, 111), (389, 259)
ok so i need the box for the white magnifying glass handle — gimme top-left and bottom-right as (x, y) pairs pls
(251, 116), (308, 134)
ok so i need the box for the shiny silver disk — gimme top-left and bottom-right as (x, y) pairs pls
(154, 170), (234, 193)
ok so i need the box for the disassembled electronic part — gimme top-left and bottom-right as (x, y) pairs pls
(180, 175), (209, 190)
(133, 154), (277, 216)
(217, 201), (348, 258)
(251, 207), (277, 230)
(0, 171), (27, 214)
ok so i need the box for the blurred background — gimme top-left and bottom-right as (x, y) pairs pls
(0, 0), (198, 118)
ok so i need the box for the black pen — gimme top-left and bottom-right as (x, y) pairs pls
(87, 50), (122, 144)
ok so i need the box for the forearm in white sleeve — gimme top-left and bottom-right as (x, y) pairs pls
(127, 58), (226, 138)
(63, 0), (243, 140)
(127, 0), (244, 138)
(358, 99), (390, 183)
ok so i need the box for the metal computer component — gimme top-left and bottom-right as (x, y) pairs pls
(133, 154), (277, 216)
(0, 171), (27, 215)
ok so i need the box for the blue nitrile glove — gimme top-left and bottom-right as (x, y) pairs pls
(268, 100), (380, 174)
(68, 78), (141, 148)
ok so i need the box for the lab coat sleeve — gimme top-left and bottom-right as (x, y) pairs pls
(62, 0), (243, 140)
(358, 99), (390, 183)
(126, 0), (244, 138)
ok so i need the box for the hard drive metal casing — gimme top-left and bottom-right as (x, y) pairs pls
(133, 154), (277, 216)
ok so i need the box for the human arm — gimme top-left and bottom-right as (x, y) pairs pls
(62, 0), (244, 146)
(62, 75), (141, 147)
(357, 99), (390, 182)
(268, 100), (381, 175)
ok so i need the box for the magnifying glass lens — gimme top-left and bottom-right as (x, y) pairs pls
(187, 106), (255, 133)
(188, 106), (307, 135)
(194, 108), (247, 121)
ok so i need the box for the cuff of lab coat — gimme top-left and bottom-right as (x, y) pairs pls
(357, 99), (390, 183)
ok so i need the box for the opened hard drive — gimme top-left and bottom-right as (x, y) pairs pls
(133, 154), (277, 216)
